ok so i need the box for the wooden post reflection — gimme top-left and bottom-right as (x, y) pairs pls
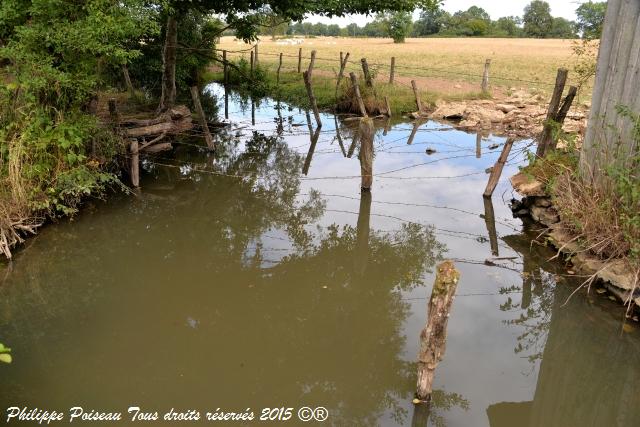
(251, 98), (255, 126)
(407, 120), (423, 145)
(347, 131), (359, 159)
(411, 403), (431, 427)
(276, 100), (283, 135)
(383, 117), (391, 136)
(476, 130), (482, 158)
(334, 115), (347, 157)
(359, 118), (374, 191)
(224, 85), (229, 120)
(302, 127), (320, 176)
(482, 196), (499, 257)
(354, 190), (372, 277)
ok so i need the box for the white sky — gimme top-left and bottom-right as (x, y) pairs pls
(307, 0), (585, 26)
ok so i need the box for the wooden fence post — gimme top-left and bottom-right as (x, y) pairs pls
(130, 140), (140, 188)
(361, 58), (373, 88)
(349, 72), (367, 117)
(536, 68), (568, 158)
(190, 86), (215, 151)
(359, 117), (375, 191)
(411, 80), (423, 113)
(481, 59), (491, 93)
(389, 57), (395, 84)
(297, 48), (302, 73)
(108, 98), (119, 125)
(384, 96), (392, 117)
(483, 138), (514, 197)
(122, 65), (136, 100)
(222, 50), (228, 85)
(416, 260), (460, 402)
(336, 52), (350, 98)
(303, 71), (322, 127)
(308, 50), (316, 80)
(277, 52), (283, 85)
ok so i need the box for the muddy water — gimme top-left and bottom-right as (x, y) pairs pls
(1, 84), (639, 426)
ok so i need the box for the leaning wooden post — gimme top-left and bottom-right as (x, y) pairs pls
(389, 57), (396, 84)
(349, 72), (367, 117)
(411, 80), (423, 113)
(481, 59), (491, 93)
(536, 68), (568, 158)
(277, 52), (283, 85)
(361, 58), (373, 88)
(303, 70), (322, 127)
(297, 48), (302, 73)
(222, 50), (228, 85)
(416, 260), (460, 402)
(335, 52), (350, 98)
(190, 86), (215, 151)
(130, 140), (140, 188)
(359, 117), (375, 191)
(549, 85), (577, 151)
(307, 50), (316, 80)
(384, 96), (392, 117)
(483, 138), (514, 197)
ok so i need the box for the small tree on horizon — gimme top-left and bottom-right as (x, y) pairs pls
(523, 0), (553, 38)
(379, 11), (413, 43)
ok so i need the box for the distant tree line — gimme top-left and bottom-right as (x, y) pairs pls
(260, 1), (606, 42)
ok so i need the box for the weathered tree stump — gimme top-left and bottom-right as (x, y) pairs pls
(416, 260), (460, 402)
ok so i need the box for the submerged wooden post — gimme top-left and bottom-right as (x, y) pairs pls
(336, 52), (350, 98)
(536, 68), (568, 158)
(389, 57), (396, 84)
(416, 260), (460, 402)
(482, 197), (499, 256)
(359, 117), (375, 191)
(349, 72), (367, 117)
(308, 50), (316, 80)
(303, 71), (322, 127)
(483, 138), (514, 197)
(190, 86), (215, 151)
(222, 50), (228, 85)
(277, 52), (283, 85)
(130, 140), (140, 188)
(297, 48), (302, 73)
(481, 59), (491, 93)
(411, 80), (423, 113)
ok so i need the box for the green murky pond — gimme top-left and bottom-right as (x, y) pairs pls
(1, 84), (639, 426)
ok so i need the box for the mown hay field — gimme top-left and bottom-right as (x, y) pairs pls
(216, 36), (593, 100)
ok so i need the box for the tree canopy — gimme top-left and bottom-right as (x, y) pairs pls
(523, 0), (554, 38)
(576, 1), (607, 39)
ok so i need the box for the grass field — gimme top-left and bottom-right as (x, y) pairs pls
(216, 36), (592, 99)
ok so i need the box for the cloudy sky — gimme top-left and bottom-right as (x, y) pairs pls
(307, 0), (585, 26)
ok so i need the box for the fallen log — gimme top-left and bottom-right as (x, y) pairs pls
(122, 105), (193, 139)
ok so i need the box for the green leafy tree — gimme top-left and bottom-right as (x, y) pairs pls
(549, 17), (577, 39)
(495, 16), (522, 37)
(413, 6), (447, 36)
(575, 1), (607, 39)
(523, 0), (553, 38)
(379, 11), (413, 43)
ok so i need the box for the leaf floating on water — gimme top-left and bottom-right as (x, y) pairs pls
(0, 343), (9, 353)
(567, 270), (576, 275)
(0, 354), (12, 364)
(633, 316), (639, 322)
(595, 288), (606, 295)
(488, 143), (499, 150)
(608, 295), (617, 301)
(412, 398), (421, 405)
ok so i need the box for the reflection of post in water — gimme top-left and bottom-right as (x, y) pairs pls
(302, 126), (321, 176)
(416, 261), (460, 403)
(411, 402), (431, 427)
(276, 100), (284, 135)
(476, 130), (482, 158)
(359, 118), (375, 191)
(482, 196), (499, 257)
(334, 116), (347, 157)
(383, 117), (391, 136)
(347, 130), (360, 159)
(407, 120), (424, 145)
(354, 190), (372, 277)
(224, 85), (229, 120)
(251, 98), (255, 126)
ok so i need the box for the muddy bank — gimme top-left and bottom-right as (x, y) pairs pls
(429, 89), (588, 140)
(510, 172), (640, 311)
